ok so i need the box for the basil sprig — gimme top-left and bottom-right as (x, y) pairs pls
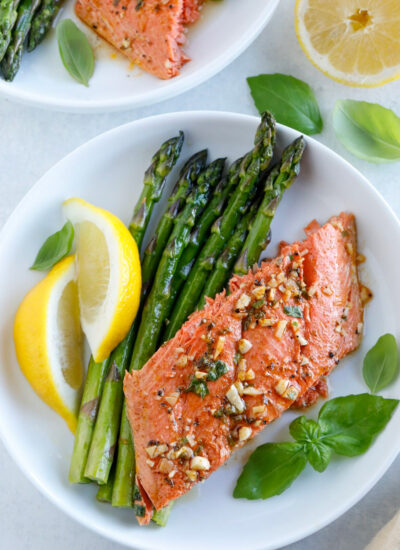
(363, 334), (399, 394)
(56, 19), (95, 87)
(30, 221), (74, 271)
(247, 73), (323, 135)
(234, 394), (398, 500)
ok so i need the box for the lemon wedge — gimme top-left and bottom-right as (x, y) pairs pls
(295, 0), (400, 87)
(14, 256), (83, 432)
(63, 198), (141, 363)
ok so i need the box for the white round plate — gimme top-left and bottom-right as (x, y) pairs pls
(1, 112), (399, 550)
(0, 0), (279, 112)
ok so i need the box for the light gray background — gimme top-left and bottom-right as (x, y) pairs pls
(1, 1), (399, 549)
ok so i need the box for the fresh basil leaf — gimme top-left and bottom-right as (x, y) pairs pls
(57, 19), (94, 86)
(233, 442), (307, 500)
(333, 100), (400, 163)
(185, 377), (209, 399)
(207, 360), (228, 381)
(363, 334), (399, 394)
(247, 73), (323, 135)
(30, 221), (74, 271)
(290, 416), (321, 443)
(305, 441), (332, 473)
(318, 394), (399, 456)
(283, 305), (303, 318)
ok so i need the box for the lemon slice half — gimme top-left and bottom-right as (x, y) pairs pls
(63, 198), (141, 362)
(14, 256), (83, 432)
(295, 0), (400, 87)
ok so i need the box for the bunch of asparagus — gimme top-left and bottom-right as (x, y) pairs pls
(68, 112), (306, 526)
(0, 0), (62, 80)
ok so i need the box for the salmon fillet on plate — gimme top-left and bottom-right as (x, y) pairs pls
(124, 212), (364, 522)
(75, 0), (205, 79)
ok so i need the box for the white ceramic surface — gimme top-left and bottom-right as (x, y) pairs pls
(0, 0), (279, 112)
(0, 111), (399, 550)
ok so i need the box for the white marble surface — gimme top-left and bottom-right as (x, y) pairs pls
(1, 1), (400, 549)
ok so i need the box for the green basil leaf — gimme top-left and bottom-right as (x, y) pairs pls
(56, 19), (94, 86)
(233, 442), (307, 500)
(290, 416), (321, 442)
(305, 441), (332, 473)
(30, 221), (74, 271)
(363, 334), (399, 394)
(318, 394), (399, 456)
(247, 73), (323, 135)
(283, 305), (303, 318)
(333, 100), (400, 163)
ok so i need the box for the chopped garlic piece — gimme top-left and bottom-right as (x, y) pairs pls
(190, 456), (210, 471)
(236, 294), (251, 310)
(214, 336), (225, 359)
(275, 320), (288, 340)
(238, 426), (252, 441)
(238, 338), (252, 354)
(226, 384), (245, 413)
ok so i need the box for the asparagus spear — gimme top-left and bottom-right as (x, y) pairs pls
(83, 151), (206, 485)
(163, 112), (276, 341)
(96, 463), (115, 504)
(234, 136), (306, 275)
(68, 357), (110, 483)
(168, 157), (243, 301)
(69, 134), (184, 484)
(1, 0), (40, 81)
(198, 202), (258, 308)
(0, 0), (20, 62)
(27, 0), (62, 51)
(112, 158), (226, 508)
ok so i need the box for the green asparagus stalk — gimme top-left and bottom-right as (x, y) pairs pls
(198, 202), (259, 307)
(129, 133), (184, 250)
(234, 136), (306, 275)
(83, 150), (206, 485)
(163, 112), (276, 341)
(169, 157), (243, 299)
(69, 134), (184, 484)
(111, 158), (226, 508)
(68, 357), (110, 483)
(96, 463), (115, 503)
(27, 0), (63, 51)
(1, 0), (40, 81)
(152, 503), (173, 527)
(0, 0), (20, 62)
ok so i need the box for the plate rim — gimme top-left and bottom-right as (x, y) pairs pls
(1, 110), (400, 549)
(0, 0), (280, 113)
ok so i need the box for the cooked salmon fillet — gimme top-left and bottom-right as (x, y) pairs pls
(124, 212), (364, 521)
(75, 0), (204, 79)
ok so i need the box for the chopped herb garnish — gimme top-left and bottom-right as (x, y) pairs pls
(207, 360), (229, 381)
(186, 378), (209, 399)
(133, 504), (146, 517)
(252, 300), (265, 309)
(283, 305), (303, 318)
(136, 0), (144, 9)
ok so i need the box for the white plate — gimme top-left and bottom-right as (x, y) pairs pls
(1, 111), (400, 550)
(0, 0), (279, 112)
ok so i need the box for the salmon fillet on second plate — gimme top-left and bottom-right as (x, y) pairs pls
(75, 0), (204, 79)
(124, 212), (364, 522)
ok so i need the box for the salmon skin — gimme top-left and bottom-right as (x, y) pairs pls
(75, 0), (204, 79)
(124, 212), (364, 521)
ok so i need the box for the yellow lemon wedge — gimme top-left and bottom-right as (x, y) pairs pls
(63, 198), (141, 363)
(14, 256), (83, 432)
(295, 0), (400, 87)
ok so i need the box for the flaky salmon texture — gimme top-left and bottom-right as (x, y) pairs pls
(124, 212), (365, 523)
(75, 0), (205, 79)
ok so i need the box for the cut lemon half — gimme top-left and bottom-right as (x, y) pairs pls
(14, 256), (83, 432)
(295, 0), (400, 87)
(63, 198), (141, 363)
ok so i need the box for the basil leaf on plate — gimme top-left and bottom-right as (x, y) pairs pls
(247, 73), (323, 135)
(56, 19), (94, 86)
(318, 394), (399, 456)
(333, 100), (400, 163)
(363, 334), (399, 394)
(289, 416), (321, 443)
(305, 441), (332, 473)
(30, 221), (74, 271)
(233, 442), (307, 500)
